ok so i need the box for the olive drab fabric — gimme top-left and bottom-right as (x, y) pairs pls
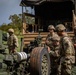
(56, 24), (75, 75)
(46, 25), (60, 75)
(49, 44), (60, 57)
(60, 34), (75, 64)
(7, 33), (18, 54)
(50, 46), (61, 75)
(60, 35), (75, 75)
(49, 36), (60, 75)
(7, 34), (18, 47)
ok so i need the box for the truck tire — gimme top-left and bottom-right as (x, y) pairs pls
(30, 47), (50, 75)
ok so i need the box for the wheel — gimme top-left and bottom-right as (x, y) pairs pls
(30, 47), (50, 75)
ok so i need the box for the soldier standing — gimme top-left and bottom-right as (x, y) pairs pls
(7, 28), (18, 54)
(72, 26), (76, 65)
(49, 36), (61, 75)
(56, 24), (75, 75)
(45, 25), (59, 51)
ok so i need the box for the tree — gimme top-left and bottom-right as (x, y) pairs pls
(0, 13), (35, 34)
(9, 14), (22, 34)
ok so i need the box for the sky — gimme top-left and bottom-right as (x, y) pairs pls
(0, 0), (23, 25)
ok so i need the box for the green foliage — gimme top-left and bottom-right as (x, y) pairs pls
(9, 14), (22, 34)
(0, 14), (22, 34)
(0, 13), (35, 34)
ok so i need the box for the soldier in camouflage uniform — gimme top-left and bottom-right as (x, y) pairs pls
(7, 28), (18, 54)
(45, 25), (59, 51)
(49, 36), (60, 75)
(72, 26), (76, 65)
(56, 24), (75, 75)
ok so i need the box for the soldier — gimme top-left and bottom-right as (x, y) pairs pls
(49, 36), (60, 75)
(35, 35), (42, 47)
(72, 26), (76, 65)
(45, 25), (59, 51)
(7, 28), (18, 54)
(56, 24), (75, 75)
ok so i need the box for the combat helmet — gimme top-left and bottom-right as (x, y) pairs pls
(51, 36), (60, 41)
(8, 28), (14, 33)
(48, 25), (55, 30)
(56, 24), (66, 31)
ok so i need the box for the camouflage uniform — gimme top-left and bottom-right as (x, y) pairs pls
(35, 35), (43, 47)
(7, 28), (18, 54)
(72, 26), (76, 65)
(45, 25), (59, 48)
(56, 24), (75, 75)
(49, 36), (61, 75)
